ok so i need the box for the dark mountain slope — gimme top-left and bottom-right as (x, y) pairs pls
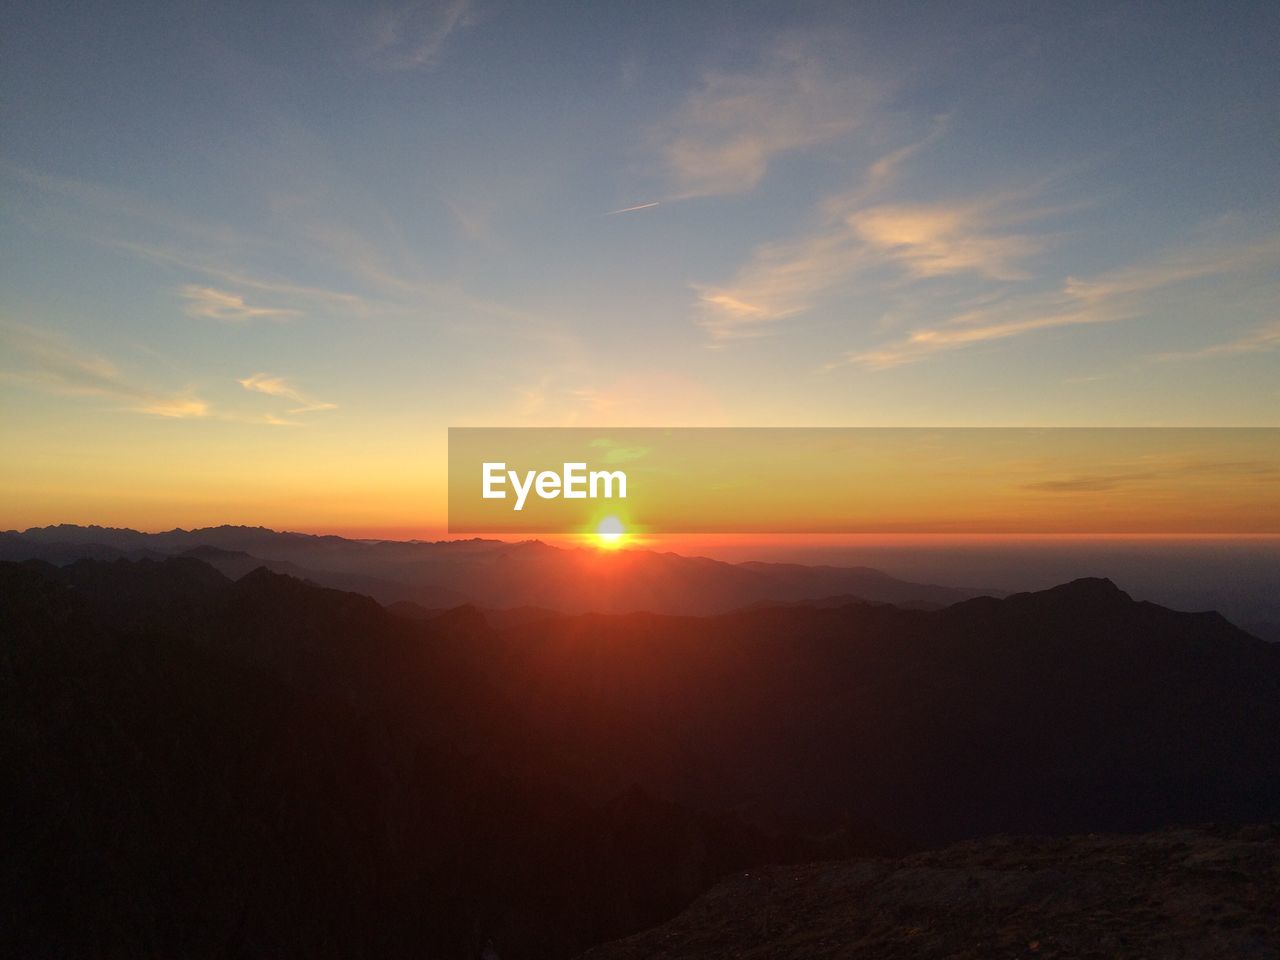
(0, 559), (808, 960)
(468, 579), (1280, 841)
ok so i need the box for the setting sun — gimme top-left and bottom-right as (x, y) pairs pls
(595, 515), (626, 548)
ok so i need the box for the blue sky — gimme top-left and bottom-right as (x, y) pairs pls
(1, 0), (1278, 529)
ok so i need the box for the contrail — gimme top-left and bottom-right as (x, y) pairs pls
(605, 201), (660, 215)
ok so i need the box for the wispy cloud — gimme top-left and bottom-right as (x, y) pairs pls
(3, 162), (381, 320)
(180, 285), (300, 323)
(695, 182), (1047, 340)
(0, 322), (208, 418)
(1024, 472), (1157, 493)
(606, 201), (661, 215)
(122, 221), (543, 335)
(849, 201), (1045, 281)
(838, 233), (1280, 370)
(1151, 319), (1280, 362)
(694, 227), (872, 339)
(7, 161), (557, 340)
(238, 373), (336, 415)
(1022, 458), (1280, 494)
(120, 242), (377, 316)
(840, 119), (947, 203)
(359, 0), (473, 70)
(656, 44), (882, 200)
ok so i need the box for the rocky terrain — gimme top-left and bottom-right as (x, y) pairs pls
(580, 824), (1280, 960)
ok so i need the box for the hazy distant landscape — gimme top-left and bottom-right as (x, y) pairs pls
(3, 524), (993, 613)
(6, 524), (1279, 634)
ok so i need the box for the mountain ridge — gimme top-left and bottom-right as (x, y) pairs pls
(0, 523), (992, 614)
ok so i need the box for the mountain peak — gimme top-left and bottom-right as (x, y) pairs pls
(1044, 576), (1131, 601)
(234, 564), (294, 586)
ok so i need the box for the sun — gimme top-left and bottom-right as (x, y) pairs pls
(594, 515), (627, 549)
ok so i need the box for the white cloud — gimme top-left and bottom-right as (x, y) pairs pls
(6, 161), (552, 338)
(656, 45), (882, 200)
(695, 186), (1047, 340)
(238, 373), (337, 415)
(838, 234), (1280, 369)
(1151, 319), (1280, 362)
(180, 285), (300, 323)
(849, 202), (1043, 280)
(359, 0), (473, 70)
(0, 322), (209, 418)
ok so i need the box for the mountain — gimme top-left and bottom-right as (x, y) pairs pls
(578, 823), (1280, 960)
(4, 557), (1279, 958)
(178, 544), (315, 580)
(464, 577), (1280, 841)
(1, 558), (816, 960)
(0, 524), (989, 613)
(1246, 620), (1280, 643)
(176, 543), (472, 607)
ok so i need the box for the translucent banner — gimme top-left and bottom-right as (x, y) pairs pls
(448, 428), (1280, 535)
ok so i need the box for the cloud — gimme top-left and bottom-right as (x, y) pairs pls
(605, 201), (661, 215)
(842, 119), (947, 202)
(238, 373), (336, 415)
(0, 323), (334, 427)
(694, 227), (873, 339)
(695, 185), (1046, 340)
(1022, 471), (1160, 493)
(7, 161), (554, 339)
(359, 0), (473, 70)
(849, 202), (1043, 280)
(1022, 458), (1280, 494)
(838, 233), (1280, 369)
(180, 285), (301, 323)
(0, 322), (209, 418)
(656, 45), (881, 200)
(119, 242), (376, 316)
(1151, 319), (1280, 362)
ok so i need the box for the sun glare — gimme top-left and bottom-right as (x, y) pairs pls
(595, 515), (626, 548)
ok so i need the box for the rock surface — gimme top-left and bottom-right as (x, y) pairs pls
(578, 824), (1280, 960)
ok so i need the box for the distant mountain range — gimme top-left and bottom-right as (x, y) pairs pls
(0, 524), (991, 613)
(4, 554), (1279, 957)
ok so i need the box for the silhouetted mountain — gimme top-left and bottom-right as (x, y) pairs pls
(385, 597), (447, 620)
(386, 600), (567, 633)
(579, 823), (1280, 960)
(1246, 620), (1280, 643)
(4, 558), (1279, 958)
(1, 558), (811, 960)
(180, 544), (314, 579)
(1, 524), (989, 613)
(0, 530), (167, 564)
(465, 577), (1280, 842)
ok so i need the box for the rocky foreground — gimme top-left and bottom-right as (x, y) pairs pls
(578, 824), (1280, 960)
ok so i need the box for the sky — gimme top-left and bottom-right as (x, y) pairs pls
(2, 0), (1278, 534)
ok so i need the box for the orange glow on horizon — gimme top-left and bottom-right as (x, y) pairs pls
(297, 528), (1280, 553)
